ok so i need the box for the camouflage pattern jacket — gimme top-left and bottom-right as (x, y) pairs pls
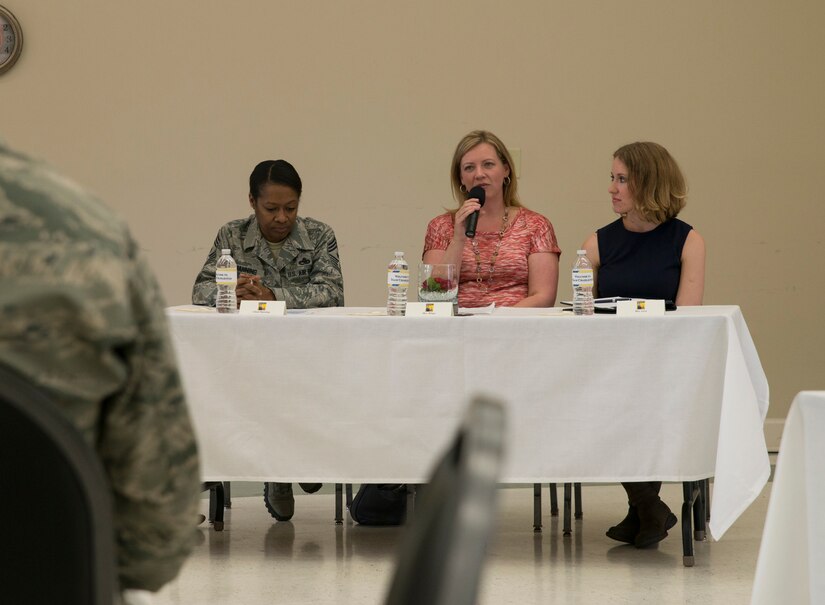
(192, 215), (344, 308)
(0, 140), (201, 592)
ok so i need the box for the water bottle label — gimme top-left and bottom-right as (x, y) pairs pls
(572, 269), (593, 287)
(388, 269), (409, 287)
(216, 268), (237, 285)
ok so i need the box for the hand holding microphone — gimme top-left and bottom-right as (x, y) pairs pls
(464, 185), (486, 238)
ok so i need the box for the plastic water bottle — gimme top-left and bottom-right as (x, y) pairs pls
(215, 248), (238, 314)
(387, 251), (409, 316)
(572, 250), (594, 316)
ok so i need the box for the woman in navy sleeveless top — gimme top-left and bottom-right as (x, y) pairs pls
(580, 142), (706, 548)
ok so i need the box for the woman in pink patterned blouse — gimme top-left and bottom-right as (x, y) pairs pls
(423, 130), (561, 308)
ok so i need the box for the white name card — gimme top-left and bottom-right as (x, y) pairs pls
(239, 300), (287, 316)
(616, 299), (665, 316)
(405, 302), (454, 316)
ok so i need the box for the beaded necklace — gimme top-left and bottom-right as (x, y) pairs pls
(470, 208), (509, 291)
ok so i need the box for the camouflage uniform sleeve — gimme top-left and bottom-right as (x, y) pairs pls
(105, 235), (201, 591)
(271, 223), (345, 308)
(191, 231), (224, 306)
(0, 234), (201, 592)
(1, 144), (200, 593)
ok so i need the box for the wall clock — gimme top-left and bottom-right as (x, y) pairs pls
(0, 4), (23, 75)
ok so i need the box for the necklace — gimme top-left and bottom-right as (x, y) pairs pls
(470, 209), (509, 291)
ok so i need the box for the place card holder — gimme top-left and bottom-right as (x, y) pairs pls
(616, 299), (665, 316)
(239, 300), (287, 315)
(404, 302), (454, 316)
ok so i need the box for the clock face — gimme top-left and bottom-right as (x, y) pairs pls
(0, 4), (23, 75)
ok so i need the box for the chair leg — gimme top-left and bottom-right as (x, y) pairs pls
(681, 481), (701, 566)
(549, 482), (559, 516)
(223, 481), (231, 508)
(346, 483), (353, 508)
(574, 482), (583, 519)
(563, 483), (572, 536)
(533, 483), (542, 532)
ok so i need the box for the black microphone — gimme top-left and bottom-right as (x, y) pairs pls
(464, 186), (486, 238)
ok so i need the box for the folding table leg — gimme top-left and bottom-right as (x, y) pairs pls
(405, 484), (416, 523)
(563, 483), (572, 536)
(533, 483), (542, 532)
(693, 480), (707, 541)
(206, 481), (225, 531)
(702, 478), (711, 521)
(335, 483), (343, 524)
(574, 483), (583, 519)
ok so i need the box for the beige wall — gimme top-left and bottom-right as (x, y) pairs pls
(2, 0), (823, 419)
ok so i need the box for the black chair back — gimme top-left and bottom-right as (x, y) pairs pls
(0, 365), (117, 605)
(385, 394), (506, 605)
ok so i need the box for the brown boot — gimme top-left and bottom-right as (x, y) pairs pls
(605, 502), (639, 544)
(621, 482), (677, 548)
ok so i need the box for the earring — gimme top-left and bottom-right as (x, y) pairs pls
(459, 184), (467, 193)
(503, 176), (511, 186)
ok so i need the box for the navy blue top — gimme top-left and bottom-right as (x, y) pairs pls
(596, 218), (693, 301)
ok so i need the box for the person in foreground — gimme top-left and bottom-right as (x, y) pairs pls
(423, 130), (560, 308)
(192, 159), (344, 522)
(0, 139), (201, 599)
(581, 141), (706, 548)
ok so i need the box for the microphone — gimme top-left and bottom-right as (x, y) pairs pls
(464, 186), (486, 238)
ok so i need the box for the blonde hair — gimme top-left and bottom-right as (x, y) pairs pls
(450, 130), (522, 209)
(614, 142), (686, 223)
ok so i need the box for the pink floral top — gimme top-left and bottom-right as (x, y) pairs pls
(423, 207), (561, 308)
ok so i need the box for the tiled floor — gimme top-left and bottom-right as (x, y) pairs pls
(154, 480), (770, 604)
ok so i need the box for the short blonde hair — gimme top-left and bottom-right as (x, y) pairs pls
(450, 130), (522, 209)
(614, 142), (686, 223)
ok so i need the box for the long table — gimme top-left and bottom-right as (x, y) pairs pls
(166, 305), (769, 542)
(751, 391), (825, 604)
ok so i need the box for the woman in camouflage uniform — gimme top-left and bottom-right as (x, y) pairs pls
(192, 159), (344, 522)
(192, 159), (344, 309)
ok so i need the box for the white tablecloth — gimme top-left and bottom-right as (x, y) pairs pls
(751, 391), (825, 604)
(166, 305), (769, 540)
